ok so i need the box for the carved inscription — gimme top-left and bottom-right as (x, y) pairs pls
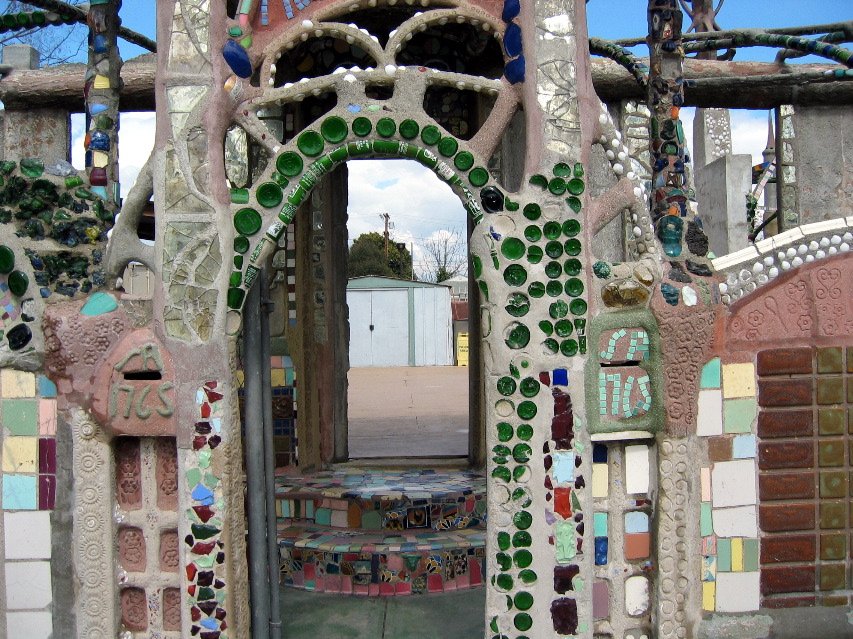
(109, 343), (175, 421)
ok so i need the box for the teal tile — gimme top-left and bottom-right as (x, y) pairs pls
(723, 398), (757, 434)
(2, 474), (37, 509)
(744, 538), (759, 572)
(3, 400), (38, 435)
(701, 358), (721, 389)
(700, 502), (713, 536)
(594, 512), (608, 536)
(38, 376), (57, 398)
(717, 538), (732, 571)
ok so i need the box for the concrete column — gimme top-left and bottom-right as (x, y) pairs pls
(694, 154), (753, 256)
(0, 44), (70, 164)
(693, 107), (732, 170)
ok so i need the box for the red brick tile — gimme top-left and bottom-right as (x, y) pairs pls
(761, 534), (816, 563)
(760, 504), (815, 532)
(757, 410), (813, 438)
(757, 348), (813, 376)
(761, 595), (816, 608)
(759, 441), (815, 470)
(761, 565), (816, 594)
(759, 472), (815, 500)
(759, 379), (813, 407)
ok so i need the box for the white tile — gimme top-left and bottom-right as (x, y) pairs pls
(591, 463), (609, 498)
(4, 512), (51, 559)
(701, 467), (711, 501)
(697, 390), (723, 436)
(5, 561), (52, 609)
(7, 611), (53, 639)
(712, 459), (757, 507)
(624, 575), (650, 615)
(715, 572), (760, 612)
(712, 505), (758, 538)
(625, 445), (650, 494)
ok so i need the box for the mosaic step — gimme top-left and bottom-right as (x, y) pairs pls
(278, 524), (486, 596)
(274, 468), (487, 532)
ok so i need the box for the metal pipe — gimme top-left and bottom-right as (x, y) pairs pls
(261, 270), (283, 639)
(244, 277), (271, 639)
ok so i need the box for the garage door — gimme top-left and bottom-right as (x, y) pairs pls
(348, 289), (409, 367)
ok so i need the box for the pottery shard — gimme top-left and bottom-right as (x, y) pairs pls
(601, 279), (650, 308)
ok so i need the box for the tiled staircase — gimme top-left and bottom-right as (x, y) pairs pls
(275, 468), (486, 596)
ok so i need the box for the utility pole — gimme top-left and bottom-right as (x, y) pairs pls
(380, 212), (390, 256)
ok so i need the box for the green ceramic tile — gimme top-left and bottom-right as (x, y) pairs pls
(817, 378), (844, 405)
(821, 472), (847, 498)
(820, 564), (846, 591)
(819, 440), (845, 467)
(701, 358), (721, 389)
(700, 502), (713, 536)
(821, 534), (846, 561)
(820, 502), (846, 529)
(594, 512), (608, 536)
(817, 347), (843, 374)
(819, 409), (845, 435)
(723, 398), (757, 433)
(2, 399), (38, 435)
(717, 538), (732, 571)
(744, 538), (760, 572)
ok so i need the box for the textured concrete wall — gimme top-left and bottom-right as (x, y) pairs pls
(794, 106), (853, 225)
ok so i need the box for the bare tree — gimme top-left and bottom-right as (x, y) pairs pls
(418, 229), (467, 283)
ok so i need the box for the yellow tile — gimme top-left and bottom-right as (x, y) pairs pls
(722, 363), (756, 399)
(703, 581), (715, 611)
(92, 151), (109, 168)
(236, 371), (245, 385)
(731, 538), (744, 571)
(591, 464), (609, 498)
(0, 370), (36, 398)
(93, 74), (111, 89)
(271, 369), (286, 387)
(2, 437), (38, 473)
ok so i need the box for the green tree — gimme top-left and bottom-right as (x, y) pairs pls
(348, 232), (413, 280)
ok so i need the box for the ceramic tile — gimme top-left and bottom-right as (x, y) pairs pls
(722, 362), (756, 398)
(732, 434), (757, 459)
(712, 459), (757, 508)
(625, 511), (649, 533)
(37, 376), (56, 398)
(3, 400), (38, 435)
(591, 463), (608, 498)
(744, 538), (759, 571)
(6, 611), (53, 639)
(624, 575), (649, 616)
(702, 581), (715, 611)
(0, 370), (36, 398)
(701, 467), (711, 501)
(713, 506), (758, 537)
(5, 560), (52, 609)
(702, 555), (717, 581)
(37, 400), (56, 436)
(697, 390), (723, 436)
(593, 512), (608, 536)
(717, 538), (732, 571)
(552, 451), (574, 484)
(2, 474), (37, 509)
(818, 409), (845, 435)
(715, 572), (760, 612)
(723, 398), (757, 434)
(731, 538), (744, 571)
(2, 437), (38, 473)
(700, 502), (713, 536)
(4, 512), (51, 559)
(701, 358), (721, 389)
(624, 445), (650, 494)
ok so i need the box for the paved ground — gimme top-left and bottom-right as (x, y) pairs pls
(279, 587), (485, 639)
(347, 366), (469, 458)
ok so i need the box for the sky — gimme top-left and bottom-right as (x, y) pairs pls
(58, 1), (850, 274)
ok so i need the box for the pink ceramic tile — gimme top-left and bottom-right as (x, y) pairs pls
(325, 575), (341, 593)
(456, 573), (470, 589)
(354, 584), (368, 595)
(427, 574), (443, 593)
(395, 581), (411, 595)
(341, 576), (352, 594)
(368, 584), (379, 596)
(303, 564), (315, 580)
(469, 559), (482, 586)
(38, 399), (56, 436)
(701, 467), (711, 501)
(443, 577), (457, 592)
(313, 577), (324, 591)
(292, 572), (304, 587)
(379, 583), (394, 596)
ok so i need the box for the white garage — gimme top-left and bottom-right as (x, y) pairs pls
(347, 276), (454, 367)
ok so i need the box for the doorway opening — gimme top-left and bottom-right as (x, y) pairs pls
(344, 159), (472, 460)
